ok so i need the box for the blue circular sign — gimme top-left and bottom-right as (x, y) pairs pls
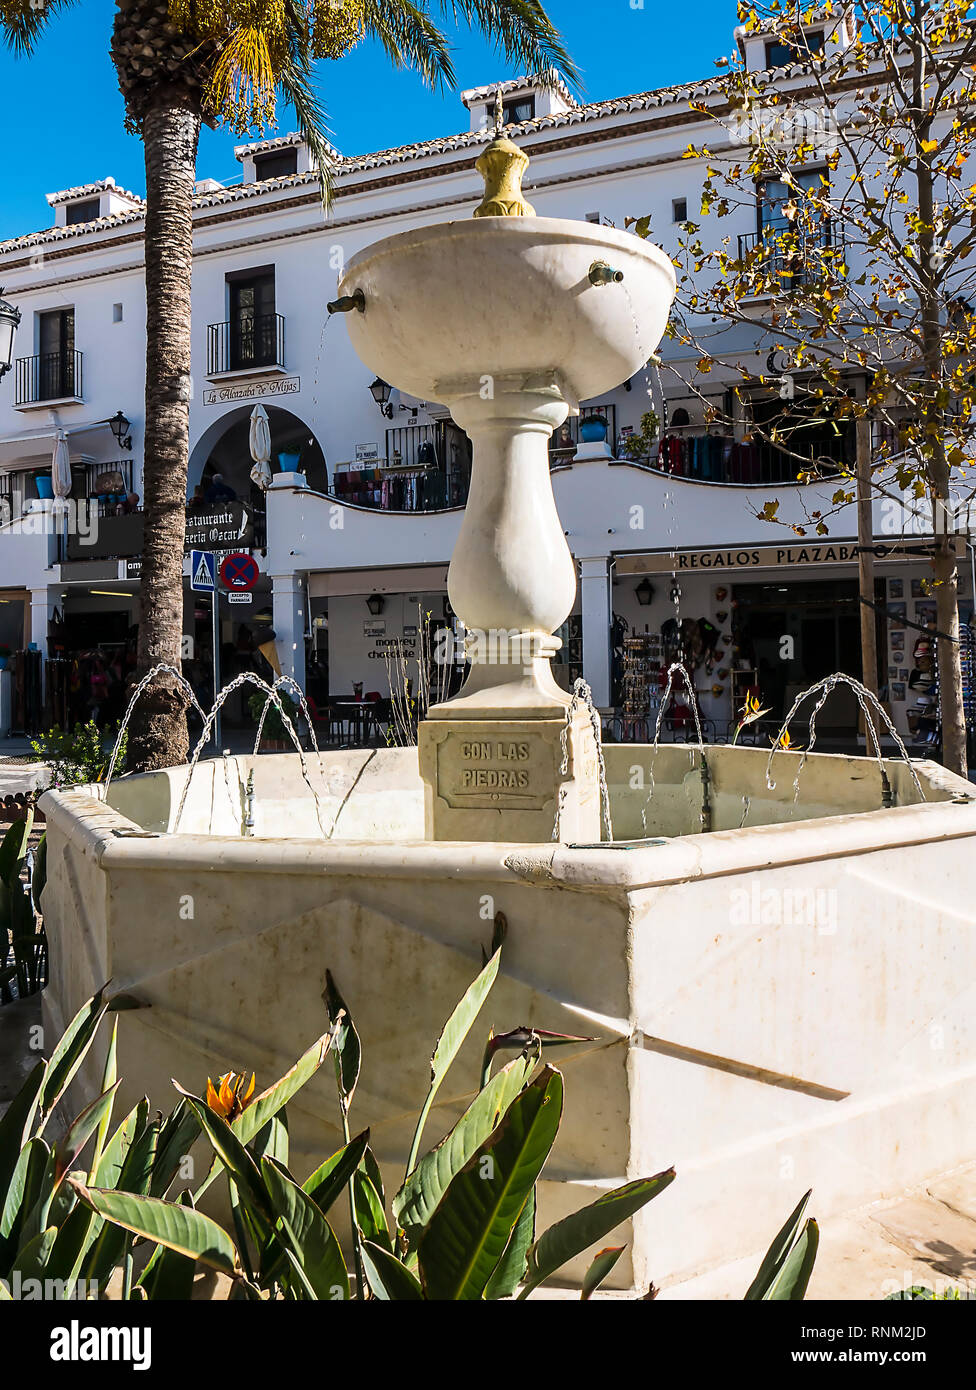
(219, 552), (259, 591)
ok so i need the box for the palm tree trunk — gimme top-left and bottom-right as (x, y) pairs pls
(129, 95), (201, 771)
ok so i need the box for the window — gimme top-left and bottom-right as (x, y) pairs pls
(253, 148), (298, 181)
(226, 267), (277, 369)
(672, 198), (688, 223)
(112, 303), (123, 323)
(758, 171), (824, 234)
(37, 307), (76, 399)
(486, 95), (536, 126)
(65, 199), (100, 225)
(765, 30), (824, 68)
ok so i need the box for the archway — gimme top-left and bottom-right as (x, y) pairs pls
(188, 405), (328, 503)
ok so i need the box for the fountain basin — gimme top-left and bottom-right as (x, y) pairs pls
(338, 217), (675, 406)
(39, 745), (976, 1291)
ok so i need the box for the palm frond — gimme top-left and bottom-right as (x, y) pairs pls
(0, 0), (76, 55)
(274, 43), (337, 207)
(440, 0), (581, 94)
(361, 0), (455, 90)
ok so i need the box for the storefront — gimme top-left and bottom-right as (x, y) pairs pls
(614, 539), (971, 743)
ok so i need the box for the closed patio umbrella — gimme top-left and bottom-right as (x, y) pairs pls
(249, 404), (272, 491)
(52, 428), (72, 502)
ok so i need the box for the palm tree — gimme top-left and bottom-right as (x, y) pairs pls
(1, 0), (577, 770)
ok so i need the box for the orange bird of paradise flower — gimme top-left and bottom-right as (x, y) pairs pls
(205, 1071), (255, 1121)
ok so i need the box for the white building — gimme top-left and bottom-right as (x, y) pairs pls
(0, 11), (964, 745)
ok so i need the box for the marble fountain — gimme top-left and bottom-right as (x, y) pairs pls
(40, 137), (976, 1293)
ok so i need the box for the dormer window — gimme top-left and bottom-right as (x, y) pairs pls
(485, 94), (536, 127)
(765, 30), (824, 67)
(65, 199), (101, 226)
(253, 148), (298, 181)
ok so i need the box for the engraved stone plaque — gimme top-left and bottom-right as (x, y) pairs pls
(436, 730), (556, 811)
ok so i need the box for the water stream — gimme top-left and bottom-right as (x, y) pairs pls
(104, 664), (208, 796)
(762, 673), (925, 807)
(554, 679), (614, 842)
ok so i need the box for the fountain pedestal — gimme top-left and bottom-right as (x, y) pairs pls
(419, 712), (600, 843)
(417, 372), (601, 842)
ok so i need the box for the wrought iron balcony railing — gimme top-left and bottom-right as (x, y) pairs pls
(737, 224), (846, 290)
(14, 350), (83, 405)
(207, 313), (285, 375)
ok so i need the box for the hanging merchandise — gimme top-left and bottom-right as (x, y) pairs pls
(619, 630), (662, 737)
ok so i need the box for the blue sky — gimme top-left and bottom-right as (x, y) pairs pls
(1, 0), (734, 240)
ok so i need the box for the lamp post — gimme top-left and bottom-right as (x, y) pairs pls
(369, 377), (394, 420)
(109, 410), (132, 451)
(0, 289), (21, 383)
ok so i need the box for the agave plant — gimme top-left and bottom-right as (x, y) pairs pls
(51, 949), (818, 1300)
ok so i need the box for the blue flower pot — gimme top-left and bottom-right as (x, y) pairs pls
(35, 476), (54, 500)
(580, 418), (608, 443)
(278, 452), (301, 472)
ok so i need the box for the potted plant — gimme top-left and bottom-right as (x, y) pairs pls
(619, 409), (660, 462)
(247, 690), (300, 752)
(0, 645), (11, 670)
(580, 413), (609, 443)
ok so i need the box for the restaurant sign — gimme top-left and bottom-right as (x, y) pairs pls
(202, 377), (300, 405)
(185, 502), (253, 554)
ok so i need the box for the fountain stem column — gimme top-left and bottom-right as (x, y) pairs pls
(430, 372), (578, 719)
(419, 371), (601, 843)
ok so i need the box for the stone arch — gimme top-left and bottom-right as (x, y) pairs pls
(187, 405), (328, 502)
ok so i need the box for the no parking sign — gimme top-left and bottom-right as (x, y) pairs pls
(219, 552), (259, 591)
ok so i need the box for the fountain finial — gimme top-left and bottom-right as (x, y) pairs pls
(473, 135), (536, 218)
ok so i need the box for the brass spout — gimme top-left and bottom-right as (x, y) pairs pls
(328, 289), (366, 314)
(589, 261), (625, 286)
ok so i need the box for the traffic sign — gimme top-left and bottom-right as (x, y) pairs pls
(220, 552), (259, 591)
(190, 550), (216, 593)
(228, 592), (253, 605)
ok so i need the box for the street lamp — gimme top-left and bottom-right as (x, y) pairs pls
(366, 593), (386, 616)
(635, 577), (654, 606)
(109, 410), (132, 451)
(0, 289), (21, 382)
(369, 377), (394, 419)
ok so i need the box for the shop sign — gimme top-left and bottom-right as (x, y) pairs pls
(617, 537), (959, 576)
(202, 377), (300, 405)
(364, 621), (386, 638)
(185, 503), (253, 554)
(356, 443), (379, 461)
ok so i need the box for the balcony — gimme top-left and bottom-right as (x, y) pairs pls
(647, 432), (849, 486)
(736, 224), (846, 295)
(549, 405), (618, 465)
(207, 314), (285, 378)
(14, 351), (84, 408)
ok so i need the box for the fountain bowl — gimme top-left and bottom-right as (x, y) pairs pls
(338, 217), (676, 405)
(38, 743), (976, 1292)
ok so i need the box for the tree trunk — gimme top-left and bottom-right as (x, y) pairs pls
(932, 502), (968, 779)
(129, 95), (201, 771)
(855, 417), (881, 749)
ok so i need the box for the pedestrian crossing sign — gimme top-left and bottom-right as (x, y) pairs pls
(191, 550), (216, 593)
